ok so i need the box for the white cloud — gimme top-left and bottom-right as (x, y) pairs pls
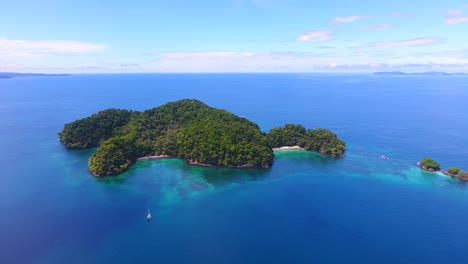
(159, 51), (256, 59)
(296, 31), (332, 42)
(0, 38), (108, 58)
(0, 61), (20, 71)
(330, 16), (368, 25)
(445, 10), (468, 24)
(360, 24), (393, 31)
(139, 50), (468, 73)
(4, 48), (467, 74)
(370, 37), (444, 48)
(9, 47), (462, 73)
(387, 11), (416, 17)
(146, 51), (341, 72)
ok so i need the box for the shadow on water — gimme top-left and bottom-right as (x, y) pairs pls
(93, 158), (159, 185)
(185, 165), (270, 187)
(94, 150), (329, 188)
(92, 158), (270, 185)
(89, 150), (317, 183)
(273, 149), (342, 170)
(63, 147), (96, 161)
(67, 146), (468, 194)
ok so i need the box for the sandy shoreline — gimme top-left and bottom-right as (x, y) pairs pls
(272, 146), (303, 151)
(136, 155), (171, 161)
(92, 146), (340, 176)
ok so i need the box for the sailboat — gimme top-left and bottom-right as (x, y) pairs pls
(147, 209), (152, 221)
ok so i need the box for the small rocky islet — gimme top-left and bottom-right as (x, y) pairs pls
(418, 157), (467, 181)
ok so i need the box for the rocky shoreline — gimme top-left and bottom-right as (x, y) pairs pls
(90, 146), (338, 176)
(418, 161), (468, 182)
(188, 160), (268, 168)
(137, 155), (267, 168)
(442, 170), (468, 181)
(137, 145), (336, 169)
(417, 162), (439, 172)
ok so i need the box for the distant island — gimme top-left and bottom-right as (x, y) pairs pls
(59, 99), (346, 176)
(0, 72), (70, 79)
(418, 157), (440, 172)
(374, 71), (467, 76)
(443, 167), (468, 181)
(418, 157), (468, 181)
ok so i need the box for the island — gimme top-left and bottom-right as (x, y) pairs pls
(417, 158), (468, 181)
(0, 72), (70, 79)
(59, 99), (346, 176)
(418, 157), (441, 172)
(373, 71), (467, 76)
(443, 167), (468, 181)
(268, 124), (345, 157)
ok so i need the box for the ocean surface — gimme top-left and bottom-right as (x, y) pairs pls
(1, 73), (468, 263)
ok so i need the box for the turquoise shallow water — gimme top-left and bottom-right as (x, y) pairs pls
(1, 73), (468, 263)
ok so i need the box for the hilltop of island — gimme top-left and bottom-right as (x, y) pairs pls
(373, 71), (467, 76)
(0, 72), (70, 79)
(59, 99), (346, 176)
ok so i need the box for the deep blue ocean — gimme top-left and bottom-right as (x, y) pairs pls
(1, 73), (468, 263)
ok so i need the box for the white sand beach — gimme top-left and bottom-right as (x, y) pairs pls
(272, 146), (303, 151)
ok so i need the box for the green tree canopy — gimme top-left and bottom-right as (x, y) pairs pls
(268, 124), (346, 157)
(421, 158), (440, 171)
(60, 100), (346, 176)
(58, 109), (134, 148)
(447, 167), (461, 175)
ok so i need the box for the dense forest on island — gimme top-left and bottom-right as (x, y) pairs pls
(268, 124), (345, 157)
(420, 158), (441, 171)
(418, 159), (468, 181)
(59, 99), (346, 176)
(446, 167), (467, 179)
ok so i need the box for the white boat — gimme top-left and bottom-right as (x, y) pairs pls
(147, 209), (151, 221)
(380, 154), (390, 160)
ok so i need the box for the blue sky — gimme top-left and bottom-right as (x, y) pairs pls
(1, 0), (468, 73)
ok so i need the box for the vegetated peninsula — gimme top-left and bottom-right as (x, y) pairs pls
(59, 99), (346, 176)
(373, 71), (467, 76)
(0, 72), (70, 79)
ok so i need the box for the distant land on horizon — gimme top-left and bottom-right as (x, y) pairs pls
(0, 72), (70, 79)
(2, 72), (468, 78)
(373, 71), (467, 76)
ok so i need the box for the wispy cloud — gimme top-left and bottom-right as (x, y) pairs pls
(370, 37), (444, 48)
(330, 16), (368, 25)
(143, 50), (468, 73)
(387, 11), (416, 17)
(315, 45), (336, 49)
(296, 31), (332, 42)
(0, 38), (108, 58)
(6, 49), (467, 73)
(444, 9), (468, 24)
(231, 0), (273, 9)
(159, 51), (256, 59)
(0, 61), (20, 71)
(359, 24), (393, 31)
